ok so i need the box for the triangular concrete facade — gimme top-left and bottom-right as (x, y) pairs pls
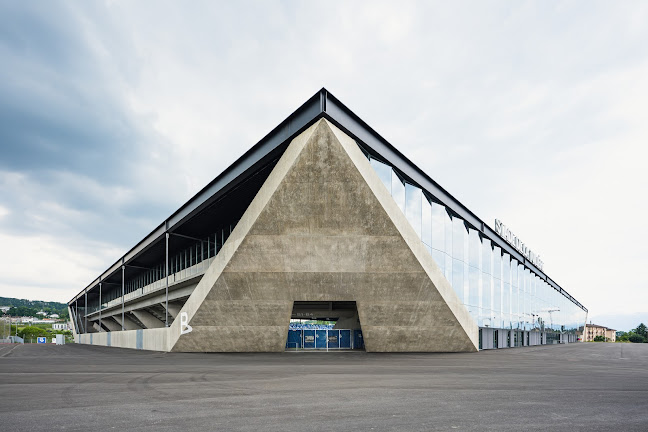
(168, 119), (478, 352)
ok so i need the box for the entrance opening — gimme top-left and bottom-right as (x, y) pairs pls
(285, 301), (364, 351)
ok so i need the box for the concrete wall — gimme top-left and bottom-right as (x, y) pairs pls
(168, 119), (477, 353)
(78, 328), (169, 351)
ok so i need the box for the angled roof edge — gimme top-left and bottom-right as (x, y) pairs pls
(69, 89), (327, 304)
(319, 92), (585, 312)
(69, 88), (586, 313)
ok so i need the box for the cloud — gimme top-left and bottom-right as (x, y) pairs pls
(0, 231), (122, 302)
(0, 3), (139, 179)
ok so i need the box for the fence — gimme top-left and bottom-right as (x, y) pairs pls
(0, 336), (24, 344)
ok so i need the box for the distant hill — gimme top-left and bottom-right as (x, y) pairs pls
(0, 296), (69, 319)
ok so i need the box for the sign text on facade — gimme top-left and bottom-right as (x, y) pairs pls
(494, 219), (544, 270)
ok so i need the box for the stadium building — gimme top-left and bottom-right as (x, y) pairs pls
(68, 89), (588, 352)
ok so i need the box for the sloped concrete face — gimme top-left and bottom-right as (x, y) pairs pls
(171, 119), (478, 352)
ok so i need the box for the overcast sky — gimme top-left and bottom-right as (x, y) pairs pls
(1, 1), (646, 331)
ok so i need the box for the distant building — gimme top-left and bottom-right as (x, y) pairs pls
(52, 323), (68, 330)
(36, 311), (47, 316)
(582, 323), (616, 342)
(49, 314), (60, 319)
(18, 317), (55, 325)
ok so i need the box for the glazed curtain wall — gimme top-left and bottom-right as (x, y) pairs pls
(369, 157), (586, 333)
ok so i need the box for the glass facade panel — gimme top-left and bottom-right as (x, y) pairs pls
(502, 253), (511, 329)
(405, 184), (422, 238)
(430, 202), (446, 274)
(370, 158), (392, 193)
(431, 202), (445, 253)
(452, 255), (464, 303)
(421, 195), (432, 248)
(391, 170), (405, 213)
(468, 229), (481, 323)
(492, 246), (502, 329)
(443, 208), (453, 283)
(521, 265), (529, 330)
(451, 217), (468, 304)
(481, 238), (492, 328)
(511, 259), (519, 329)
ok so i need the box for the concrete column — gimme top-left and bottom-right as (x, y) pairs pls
(102, 317), (122, 332)
(84, 289), (87, 334)
(132, 310), (165, 329)
(332, 312), (360, 330)
(121, 266), (125, 331)
(165, 232), (169, 327)
(162, 302), (181, 320)
(122, 315), (142, 330)
(99, 282), (102, 331)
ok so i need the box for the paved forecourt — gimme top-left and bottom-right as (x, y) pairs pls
(1, 343), (647, 431)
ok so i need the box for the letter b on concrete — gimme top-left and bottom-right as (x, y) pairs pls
(180, 312), (193, 336)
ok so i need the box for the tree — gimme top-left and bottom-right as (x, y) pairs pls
(634, 323), (647, 340)
(628, 334), (646, 344)
(7, 306), (39, 317)
(593, 335), (606, 342)
(18, 326), (49, 340)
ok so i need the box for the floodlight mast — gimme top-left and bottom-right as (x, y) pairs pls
(547, 309), (560, 331)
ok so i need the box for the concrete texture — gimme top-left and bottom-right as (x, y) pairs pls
(1, 343), (647, 432)
(122, 314), (143, 330)
(101, 316), (122, 331)
(132, 310), (165, 329)
(163, 302), (182, 319)
(170, 119), (477, 352)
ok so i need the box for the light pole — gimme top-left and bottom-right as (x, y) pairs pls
(547, 309), (560, 332)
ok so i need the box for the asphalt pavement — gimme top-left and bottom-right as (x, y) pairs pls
(0, 342), (646, 431)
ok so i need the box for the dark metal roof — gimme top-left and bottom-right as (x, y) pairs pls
(69, 88), (586, 313)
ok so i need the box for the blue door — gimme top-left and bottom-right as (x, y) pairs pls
(286, 330), (302, 349)
(339, 330), (351, 349)
(303, 330), (315, 349)
(327, 330), (340, 349)
(353, 330), (364, 349)
(315, 330), (327, 349)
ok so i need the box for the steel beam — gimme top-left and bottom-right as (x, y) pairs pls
(165, 232), (169, 327)
(84, 289), (87, 334)
(98, 281), (102, 332)
(121, 266), (125, 331)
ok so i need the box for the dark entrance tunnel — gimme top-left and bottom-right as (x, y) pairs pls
(286, 301), (364, 350)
